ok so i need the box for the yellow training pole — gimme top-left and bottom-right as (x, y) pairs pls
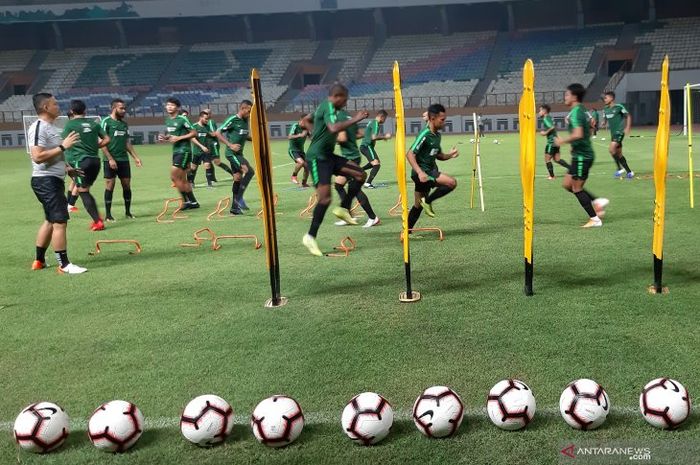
(519, 59), (536, 296)
(687, 83), (694, 208)
(651, 56), (670, 294)
(394, 61), (419, 302)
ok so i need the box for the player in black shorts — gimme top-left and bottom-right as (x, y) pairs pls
(288, 114), (309, 187)
(406, 104), (459, 230)
(101, 99), (142, 220)
(539, 104), (570, 179)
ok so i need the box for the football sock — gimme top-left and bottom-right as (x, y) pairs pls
(66, 193), (77, 207)
(104, 189), (113, 217)
(614, 157), (622, 170)
(232, 181), (241, 206)
(619, 156), (632, 173)
(36, 246), (47, 263)
(546, 162), (555, 177)
(356, 189), (376, 219)
(362, 163), (372, 171)
(205, 167), (214, 185)
(574, 191), (597, 218)
(79, 192), (100, 221)
(55, 250), (70, 268)
(427, 185), (454, 203)
(334, 183), (347, 204)
(556, 159), (571, 170)
(341, 177), (362, 209)
(367, 165), (381, 184)
(187, 168), (196, 184)
(186, 191), (198, 204)
(308, 201), (329, 237)
(583, 189), (596, 201)
(218, 162), (233, 175)
(408, 205), (422, 230)
(123, 188), (132, 215)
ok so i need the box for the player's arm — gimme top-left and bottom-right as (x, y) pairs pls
(326, 109), (368, 134)
(436, 147), (459, 160)
(540, 124), (554, 137)
(31, 131), (79, 164)
(406, 149), (427, 182)
(555, 126), (583, 145)
(623, 108), (632, 135)
(126, 139), (142, 167)
(192, 137), (209, 153)
(337, 131), (348, 143)
(170, 129), (197, 143)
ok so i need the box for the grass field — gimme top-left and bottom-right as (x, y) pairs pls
(1, 128), (698, 464)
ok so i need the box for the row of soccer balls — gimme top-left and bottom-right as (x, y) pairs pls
(13, 377), (690, 454)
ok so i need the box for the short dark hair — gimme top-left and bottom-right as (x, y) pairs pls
(566, 83), (586, 102)
(604, 91), (616, 99)
(240, 99), (253, 107)
(70, 99), (86, 115)
(32, 92), (53, 114)
(111, 98), (125, 108)
(180, 109), (189, 116)
(199, 110), (210, 117)
(427, 103), (446, 117)
(377, 110), (388, 117)
(329, 83), (348, 96)
(166, 97), (181, 107)
(540, 104), (551, 113)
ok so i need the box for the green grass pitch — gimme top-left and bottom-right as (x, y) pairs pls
(0, 129), (698, 464)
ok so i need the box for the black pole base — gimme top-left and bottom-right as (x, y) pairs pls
(265, 296), (289, 308)
(649, 255), (668, 294)
(524, 258), (534, 296)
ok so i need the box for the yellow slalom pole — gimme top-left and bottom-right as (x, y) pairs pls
(687, 83), (695, 209)
(519, 59), (536, 296)
(250, 68), (286, 307)
(651, 56), (670, 294)
(393, 61), (419, 302)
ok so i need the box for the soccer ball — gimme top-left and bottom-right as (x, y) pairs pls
(493, 139), (500, 144)
(341, 392), (394, 445)
(559, 379), (610, 430)
(487, 379), (536, 430)
(640, 378), (691, 429)
(13, 402), (70, 453)
(88, 400), (144, 452)
(180, 394), (234, 446)
(250, 395), (304, 448)
(601, 137), (606, 141)
(469, 138), (475, 144)
(412, 386), (464, 438)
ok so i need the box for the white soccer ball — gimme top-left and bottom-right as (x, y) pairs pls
(341, 392), (393, 445)
(13, 402), (70, 453)
(601, 137), (606, 141)
(412, 386), (464, 438)
(250, 395), (304, 448)
(639, 378), (691, 429)
(559, 379), (609, 430)
(469, 138), (475, 144)
(487, 379), (536, 430)
(88, 400), (144, 452)
(180, 394), (234, 446)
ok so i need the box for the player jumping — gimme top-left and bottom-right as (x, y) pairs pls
(360, 109), (391, 188)
(538, 104), (570, 179)
(217, 100), (254, 214)
(288, 114), (309, 186)
(602, 91), (634, 179)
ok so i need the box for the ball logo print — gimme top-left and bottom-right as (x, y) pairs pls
(639, 378), (691, 429)
(88, 400), (144, 452)
(412, 386), (464, 438)
(341, 392), (394, 446)
(13, 402), (70, 454)
(180, 395), (234, 446)
(486, 379), (536, 430)
(559, 379), (609, 430)
(250, 395), (304, 448)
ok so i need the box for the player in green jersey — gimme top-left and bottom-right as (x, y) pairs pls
(188, 111), (213, 188)
(101, 98), (142, 221)
(538, 104), (570, 179)
(590, 108), (599, 136)
(216, 100), (254, 215)
(301, 83), (369, 256)
(288, 114), (310, 187)
(555, 84), (609, 228)
(334, 109), (380, 228)
(405, 103), (459, 230)
(360, 109), (391, 188)
(158, 97), (200, 209)
(62, 99), (110, 231)
(201, 109), (233, 183)
(602, 91), (634, 179)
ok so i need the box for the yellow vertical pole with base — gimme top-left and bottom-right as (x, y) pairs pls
(519, 59), (536, 296)
(651, 56), (671, 294)
(686, 83), (694, 209)
(394, 62), (420, 302)
(250, 68), (287, 307)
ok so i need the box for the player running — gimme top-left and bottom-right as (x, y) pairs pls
(334, 109), (380, 228)
(602, 91), (634, 179)
(301, 83), (369, 256)
(538, 104), (570, 179)
(159, 97), (200, 210)
(555, 84), (609, 228)
(360, 109), (391, 188)
(590, 107), (599, 137)
(406, 103), (459, 231)
(288, 114), (309, 187)
(216, 100), (254, 214)
(189, 111), (213, 187)
(28, 93), (86, 273)
(201, 109), (233, 183)
(101, 98), (142, 221)
(62, 99), (110, 231)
